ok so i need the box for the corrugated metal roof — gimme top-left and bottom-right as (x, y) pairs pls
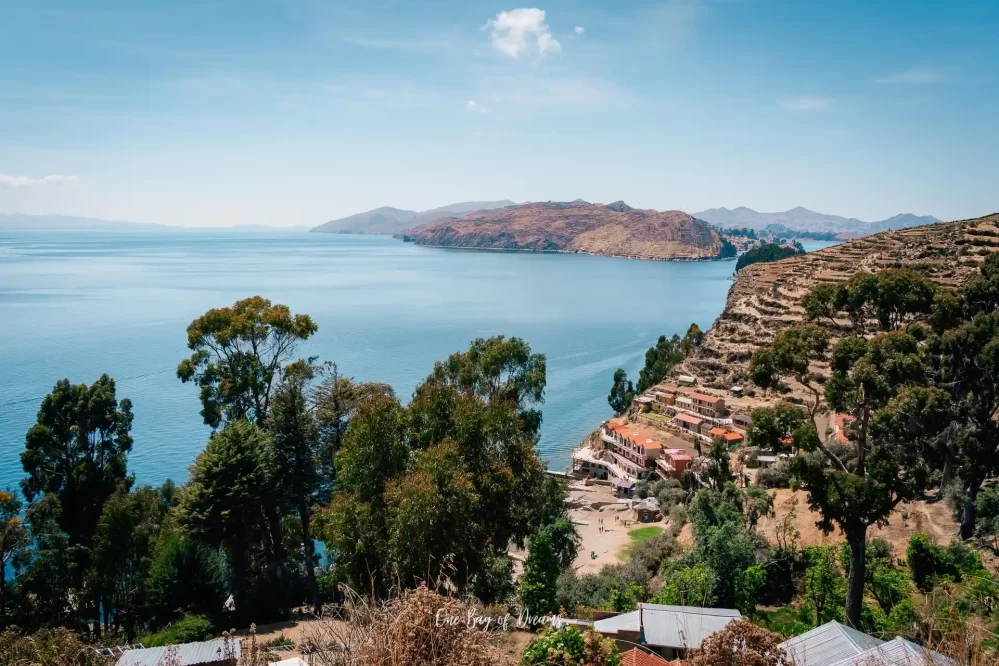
(638, 604), (741, 649)
(827, 637), (956, 666)
(593, 610), (641, 635)
(779, 621), (883, 666)
(116, 638), (240, 666)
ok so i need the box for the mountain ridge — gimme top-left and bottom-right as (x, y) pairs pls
(693, 206), (940, 235)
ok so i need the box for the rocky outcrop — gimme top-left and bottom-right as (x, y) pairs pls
(401, 201), (726, 261)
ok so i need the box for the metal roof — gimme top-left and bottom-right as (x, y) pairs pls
(116, 638), (240, 666)
(826, 637), (955, 666)
(593, 610), (641, 635)
(779, 621), (883, 666)
(638, 604), (741, 649)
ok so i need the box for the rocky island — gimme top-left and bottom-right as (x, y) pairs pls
(399, 200), (733, 261)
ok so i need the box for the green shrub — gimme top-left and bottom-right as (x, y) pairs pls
(521, 626), (621, 666)
(138, 614), (215, 647)
(906, 534), (959, 591)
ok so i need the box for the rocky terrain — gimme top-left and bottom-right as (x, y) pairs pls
(400, 200), (727, 261)
(668, 212), (999, 395)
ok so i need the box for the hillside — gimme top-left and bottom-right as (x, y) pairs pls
(312, 200), (514, 235)
(668, 212), (999, 393)
(401, 200), (727, 260)
(694, 206), (940, 236)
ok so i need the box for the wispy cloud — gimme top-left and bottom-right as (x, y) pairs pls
(876, 67), (946, 85)
(781, 97), (830, 112)
(574, 26), (585, 35)
(485, 8), (561, 59)
(0, 174), (80, 188)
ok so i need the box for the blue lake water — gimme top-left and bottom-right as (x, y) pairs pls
(0, 231), (836, 492)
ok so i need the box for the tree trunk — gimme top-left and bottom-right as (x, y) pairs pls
(229, 544), (248, 613)
(264, 504), (287, 562)
(845, 527), (867, 629)
(938, 455), (952, 500)
(300, 502), (321, 613)
(961, 482), (980, 541)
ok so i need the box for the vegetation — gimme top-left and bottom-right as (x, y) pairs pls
(521, 626), (620, 666)
(607, 368), (634, 415)
(735, 242), (804, 272)
(7, 251), (999, 665)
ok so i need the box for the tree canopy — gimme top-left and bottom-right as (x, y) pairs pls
(177, 296), (318, 428)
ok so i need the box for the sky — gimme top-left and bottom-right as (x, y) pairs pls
(1, 0), (997, 227)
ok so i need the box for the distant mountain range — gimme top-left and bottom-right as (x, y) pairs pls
(311, 201), (516, 235)
(401, 200), (727, 261)
(0, 214), (308, 232)
(692, 206), (940, 236)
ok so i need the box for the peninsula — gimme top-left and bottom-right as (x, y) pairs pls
(400, 200), (732, 261)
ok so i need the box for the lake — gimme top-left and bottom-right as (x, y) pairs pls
(0, 231), (836, 492)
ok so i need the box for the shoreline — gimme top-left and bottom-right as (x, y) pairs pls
(395, 236), (732, 263)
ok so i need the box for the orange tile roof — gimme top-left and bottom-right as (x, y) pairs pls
(688, 392), (724, 405)
(708, 427), (728, 436)
(723, 432), (744, 442)
(673, 413), (703, 425)
(620, 648), (673, 666)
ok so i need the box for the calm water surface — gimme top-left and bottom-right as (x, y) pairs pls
(0, 231), (835, 491)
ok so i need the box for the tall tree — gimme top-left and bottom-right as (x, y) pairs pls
(607, 368), (634, 415)
(177, 296), (318, 428)
(750, 325), (829, 423)
(91, 485), (169, 637)
(178, 420), (276, 612)
(20, 375), (134, 549)
(0, 490), (28, 629)
(746, 401), (811, 456)
(267, 363), (323, 612)
(518, 529), (561, 616)
(317, 336), (563, 600)
(751, 327), (949, 628)
(310, 362), (395, 498)
(931, 313), (999, 539)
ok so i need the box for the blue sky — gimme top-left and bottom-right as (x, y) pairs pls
(1, 0), (997, 227)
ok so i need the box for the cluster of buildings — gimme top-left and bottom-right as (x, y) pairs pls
(571, 381), (750, 493)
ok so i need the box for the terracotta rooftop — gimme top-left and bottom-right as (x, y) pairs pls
(688, 392), (724, 404)
(673, 413), (703, 425)
(620, 648), (673, 666)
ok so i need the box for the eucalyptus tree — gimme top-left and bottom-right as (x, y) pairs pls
(177, 296), (318, 428)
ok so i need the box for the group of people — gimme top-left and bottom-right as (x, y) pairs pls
(596, 515), (621, 533)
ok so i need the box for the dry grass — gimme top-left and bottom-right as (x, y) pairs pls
(300, 583), (515, 666)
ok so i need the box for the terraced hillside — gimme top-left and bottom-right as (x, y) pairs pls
(669, 212), (999, 396)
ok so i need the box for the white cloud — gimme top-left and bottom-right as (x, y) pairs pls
(0, 173), (80, 188)
(485, 8), (561, 59)
(781, 97), (830, 112)
(876, 67), (945, 85)
(466, 99), (488, 113)
(574, 26), (585, 35)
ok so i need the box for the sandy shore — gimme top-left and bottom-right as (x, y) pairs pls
(511, 481), (661, 575)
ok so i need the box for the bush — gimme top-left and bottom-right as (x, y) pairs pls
(907, 534), (959, 591)
(138, 614), (216, 647)
(521, 626), (621, 666)
(756, 463), (791, 489)
(687, 619), (791, 666)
